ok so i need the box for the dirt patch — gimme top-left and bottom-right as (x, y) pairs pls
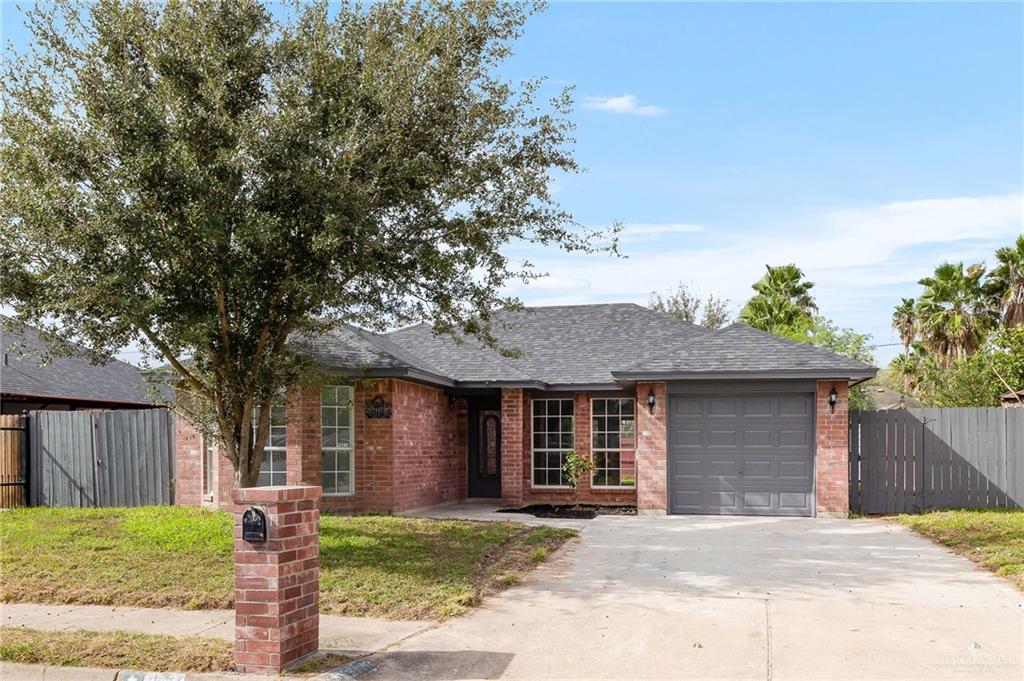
(498, 504), (637, 519)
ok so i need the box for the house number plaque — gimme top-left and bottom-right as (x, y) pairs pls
(242, 507), (267, 542)
(364, 396), (393, 419)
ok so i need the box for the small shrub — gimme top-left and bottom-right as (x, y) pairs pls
(530, 547), (549, 563)
(495, 572), (521, 587)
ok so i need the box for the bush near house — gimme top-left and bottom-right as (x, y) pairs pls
(0, 507), (575, 620)
(898, 509), (1024, 590)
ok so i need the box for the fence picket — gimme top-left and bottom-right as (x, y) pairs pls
(852, 407), (1022, 514)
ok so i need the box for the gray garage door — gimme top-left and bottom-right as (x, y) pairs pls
(668, 391), (815, 516)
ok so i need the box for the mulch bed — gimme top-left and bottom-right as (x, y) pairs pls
(498, 504), (637, 520)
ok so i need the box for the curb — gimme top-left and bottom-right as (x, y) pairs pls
(0, 662), (285, 681)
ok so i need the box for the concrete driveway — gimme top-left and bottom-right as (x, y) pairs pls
(361, 515), (1023, 680)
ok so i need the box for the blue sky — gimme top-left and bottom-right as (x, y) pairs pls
(3, 2), (1022, 365)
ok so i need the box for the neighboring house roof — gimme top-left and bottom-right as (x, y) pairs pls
(311, 304), (876, 389)
(865, 385), (925, 410)
(1, 316), (157, 405)
(1000, 389), (1024, 404)
(612, 323), (876, 381)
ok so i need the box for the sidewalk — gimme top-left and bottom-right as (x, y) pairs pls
(2, 602), (432, 655)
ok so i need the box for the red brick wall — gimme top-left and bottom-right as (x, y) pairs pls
(500, 388), (525, 506)
(174, 415), (203, 507)
(636, 382), (668, 514)
(286, 387), (321, 488)
(816, 380), (850, 517)
(390, 380), (463, 511)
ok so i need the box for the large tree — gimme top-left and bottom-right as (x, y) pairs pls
(987, 234), (1024, 328)
(915, 262), (995, 367)
(738, 264), (817, 335)
(890, 297), (917, 392)
(0, 0), (611, 486)
(648, 283), (731, 329)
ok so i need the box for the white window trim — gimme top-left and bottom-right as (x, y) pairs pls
(591, 397), (637, 490)
(531, 398), (575, 489)
(202, 435), (215, 498)
(321, 385), (356, 497)
(255, 404), (288, 487)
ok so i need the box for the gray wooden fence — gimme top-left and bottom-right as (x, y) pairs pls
(29, 409), (174, 507)
(849, 408), (1024, 514)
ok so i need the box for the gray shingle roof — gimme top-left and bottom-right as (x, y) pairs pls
(1, 317), (158, 405)
(300, 323), (452, 382)
(386, 303), (708, 386)
(613, 323), (876, 379)
(302, 305), (876, 388)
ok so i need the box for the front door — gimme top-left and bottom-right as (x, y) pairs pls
(468, 399), (502, 498)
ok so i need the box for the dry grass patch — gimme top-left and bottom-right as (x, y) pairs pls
(0, 627), (233, 672)
(897, 509), (1024, 590)
(0, 507), (576, 620)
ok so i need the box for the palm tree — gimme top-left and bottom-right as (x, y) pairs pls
(915, 262), (995, 366)
(987, 234), (1024, 328)
(739, 264), (817, 334)
(891, 298), (917, 391)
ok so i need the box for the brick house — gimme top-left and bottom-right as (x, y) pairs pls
(176, 304), (875, 517)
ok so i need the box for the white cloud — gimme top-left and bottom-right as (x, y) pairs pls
(583, 94), (667, 116)
(506, 193), (1023, 363)
(619, 223), (705, 241)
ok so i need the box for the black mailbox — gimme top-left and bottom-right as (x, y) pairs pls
(242, 507), (267, 542)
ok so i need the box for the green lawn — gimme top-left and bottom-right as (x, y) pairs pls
(897, 509), (1024, 590)
(0, 627), (234, 673)
(0, 507), (575, 620)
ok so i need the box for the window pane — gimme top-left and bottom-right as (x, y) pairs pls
(336, 428), (352, 449)
(322, 472), (337, 494)
(533, 401), (547, 416)
(593, 399), (606, 416)
(322, 450), (336, 474)
(322, 407), (337, 427)
(322, 428), (337, 449)
(338, 472), (352, 494)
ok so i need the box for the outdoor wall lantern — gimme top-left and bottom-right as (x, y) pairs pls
(647, 388), (657, 413)
(828, 385), (839, 413)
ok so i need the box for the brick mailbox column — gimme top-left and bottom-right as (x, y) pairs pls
(233, 485), (321, 674)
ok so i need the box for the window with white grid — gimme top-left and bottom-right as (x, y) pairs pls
(256, 403), (287, 486)
(321, 386), (354, 495)
(591, 397), (636, 488)
(203, 436), (215, 496)
(532, 398), (575, 487)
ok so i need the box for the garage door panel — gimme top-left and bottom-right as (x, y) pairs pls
(742, 460), (773, 478)
(741, 397), (773, 417)
(741, 429), (772, 447)
(779, 429), (810, 447)
(669, 391), (814, 517)
(779, 396), (811, 415)
(673, 429), (702, 447)
(779, 459), (811, 480)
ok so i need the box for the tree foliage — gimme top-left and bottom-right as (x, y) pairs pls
(738, 264), (817, 335)
(887, 237), (1023, 407)
(0, 0), (610, 485)
(987, 234), (1024, 328)
(915, 262), (995, 367)
(648, 283), (731, 329)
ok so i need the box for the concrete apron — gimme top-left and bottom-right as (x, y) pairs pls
(355, 515), (1024, 680)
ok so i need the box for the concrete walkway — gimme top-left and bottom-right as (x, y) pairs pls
(1, 603), (430, 655)
(356, 515), (1024, 680)
(405, 499), (588, 530)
